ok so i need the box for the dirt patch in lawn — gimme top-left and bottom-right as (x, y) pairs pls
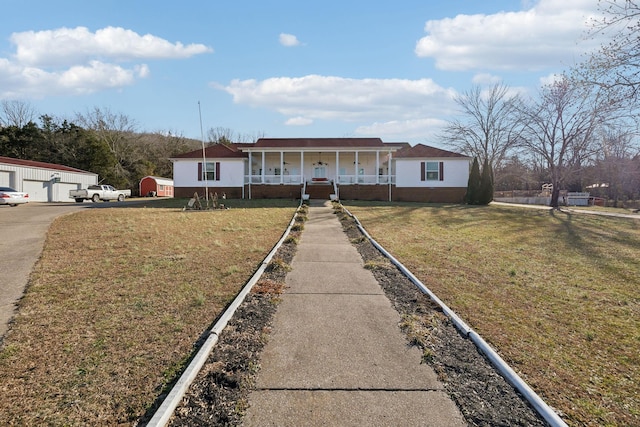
(163, 232), (298, 426)
(164, 205), (549, 426)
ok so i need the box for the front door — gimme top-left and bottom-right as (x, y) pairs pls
(313, 166), (326, 179)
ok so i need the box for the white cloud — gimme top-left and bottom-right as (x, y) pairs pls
(279, 33), (302, 47)
(11, 26), (213, 67)
(0, 26), (211, 98)
(472, 73), (503, 85)
(415, 0), (603, 71)
(285, 116), (313, 126)
(0, 60), (149, 98)
(539, 72), (565, 86)
(355, 118), (448, 141)
(219, 75), (457, 122)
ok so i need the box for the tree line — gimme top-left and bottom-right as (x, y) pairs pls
(0, 101), (267, 193)
(446, 1), (640, 207)
(0, 105), (202, 192)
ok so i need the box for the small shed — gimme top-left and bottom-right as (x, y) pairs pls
(139, 176), (174, 197)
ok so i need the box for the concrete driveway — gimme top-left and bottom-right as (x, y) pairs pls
(0, 202), (92, 340)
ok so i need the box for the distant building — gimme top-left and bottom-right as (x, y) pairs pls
(0, 156), (97, 202)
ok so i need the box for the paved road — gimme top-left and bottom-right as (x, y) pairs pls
(0, 202), (95, 340)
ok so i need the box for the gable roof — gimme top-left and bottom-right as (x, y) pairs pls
(252, 138), (386, 149)
(0, 156), (94, 174)
(170, 143), (248, 159)
(394, 144), (470, 159)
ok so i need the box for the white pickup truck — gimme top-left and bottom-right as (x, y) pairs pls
(70, 185), (132, 203)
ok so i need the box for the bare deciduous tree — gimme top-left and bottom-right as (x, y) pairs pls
(515, 76), (620, 207)
(590, 126), (640, 203)
(75, 107), (139, 188)
(439, 83), (520, 186)
(1, 100), (38, 128)
(206, 127), (264, 145)
(582, 0), (640, 101)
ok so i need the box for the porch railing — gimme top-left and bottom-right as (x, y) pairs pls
(337, 175), (394, 184)
(245, 174), (395, 185)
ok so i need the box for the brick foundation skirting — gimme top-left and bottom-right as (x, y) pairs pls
(175, 185), (466, 203)
(174, 187), (244, 199)
(338, 185), (466, 203)
(392, 187), (466, 203)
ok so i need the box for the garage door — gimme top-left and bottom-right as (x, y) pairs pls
(56, 183), (81, 202)
(23, 180), (49, 202)
(0, 171), (11, 187)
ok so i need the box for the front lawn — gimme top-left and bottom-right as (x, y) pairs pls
(0, 198), (298, 425)
(343, 201), (639, 427)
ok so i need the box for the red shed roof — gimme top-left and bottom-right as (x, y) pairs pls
(0, 156), (94, 173)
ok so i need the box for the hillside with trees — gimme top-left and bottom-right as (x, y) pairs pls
(0, 104), (202, 193)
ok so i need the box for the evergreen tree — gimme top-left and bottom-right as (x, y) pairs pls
(479, 157), (494, 205)
(465, 157), (481, 204)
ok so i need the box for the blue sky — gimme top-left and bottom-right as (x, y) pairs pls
(0, 0), (604, 146)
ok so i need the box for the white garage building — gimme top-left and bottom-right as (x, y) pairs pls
(0, 156), (98, 202)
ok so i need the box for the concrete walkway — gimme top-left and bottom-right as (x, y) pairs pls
(242, 201), (466, 426)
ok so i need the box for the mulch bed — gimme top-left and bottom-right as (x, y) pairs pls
(148, 206), (550, 426)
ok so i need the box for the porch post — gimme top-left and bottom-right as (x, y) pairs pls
(300, 151), (304, 184)
(388, 151), (392, 202)
(261, 152), (265, 184)
(335, 151), (339, 183)
(376, 151), (380, 184)
(354, 151), (359, 182)
(248, 151), (252, 199)
(280, 151), (284, 184)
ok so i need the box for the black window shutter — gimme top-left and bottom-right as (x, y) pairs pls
(420, 162), (425, 181)
(439, 162), (444, 181)
(215, 162), (221, 181)
(197, 162), (202, 181)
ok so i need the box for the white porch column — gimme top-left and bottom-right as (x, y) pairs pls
(248, 151), (252, 199)
(261, 152), (265, 184)
(376, 151), (380, 184)
(354, 151), (359, 181)
(280, 151), (284, 184)
(388, 151), (393, 202)
(335, 151), (339, 183)
(300, 151), (304, 184)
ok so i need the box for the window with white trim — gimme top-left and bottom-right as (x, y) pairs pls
(421, 161), (444, 181)
(425, 162), (439, 180)
(198, 162), (220, 181)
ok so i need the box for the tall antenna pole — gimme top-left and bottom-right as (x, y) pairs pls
(198, 101), (209, 203)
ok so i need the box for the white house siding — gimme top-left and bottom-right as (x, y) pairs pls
(0, 161), (97, 202)
(395, 158), (469, 188)
(173, 159), (245, 188)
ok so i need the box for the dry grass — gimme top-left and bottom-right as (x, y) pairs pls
(0, 198), (297, 425)
(343, 201), (640, 427)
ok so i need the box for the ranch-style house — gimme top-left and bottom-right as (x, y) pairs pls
(170, 138), (471, 202)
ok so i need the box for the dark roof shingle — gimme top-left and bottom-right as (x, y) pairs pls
(171, 143), (248, 159)
(253, 138), (385, 148)
(394, 144), (469, 159)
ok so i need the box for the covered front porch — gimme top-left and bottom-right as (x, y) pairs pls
(243, 149), (396, 190)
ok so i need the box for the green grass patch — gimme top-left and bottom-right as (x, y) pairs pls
(344, 201), (640, 427)
(0, 198), (297, 426)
